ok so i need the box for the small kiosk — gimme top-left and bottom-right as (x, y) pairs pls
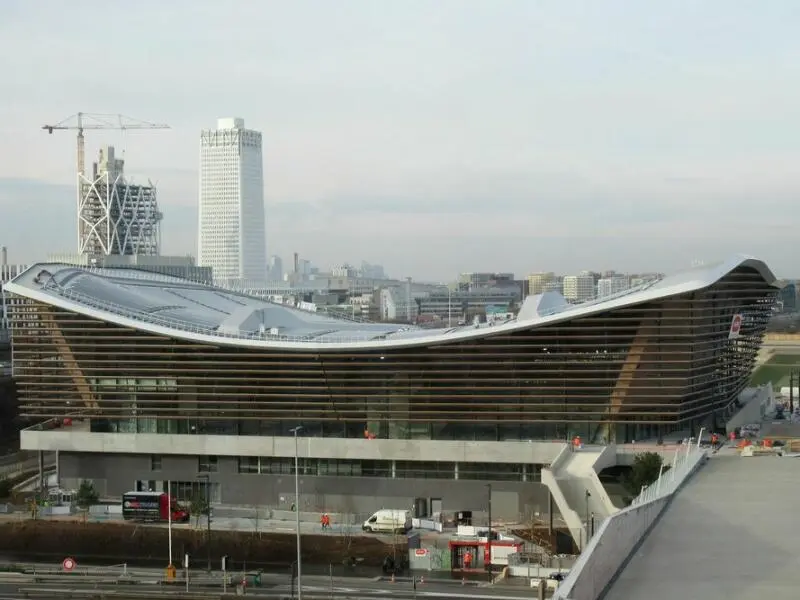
(449, 535), (522, 575)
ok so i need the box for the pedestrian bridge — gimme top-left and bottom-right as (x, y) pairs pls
(604, 455), (800, 600)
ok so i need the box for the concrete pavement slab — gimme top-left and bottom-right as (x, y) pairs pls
(605, 454), (800, 600)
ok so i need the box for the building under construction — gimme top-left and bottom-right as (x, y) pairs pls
(77, 146), (162, 256)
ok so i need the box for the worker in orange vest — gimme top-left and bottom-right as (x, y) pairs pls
(463, 550), (472, 570)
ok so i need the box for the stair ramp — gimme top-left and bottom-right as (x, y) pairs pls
(594, 317), (658, 443)
(39, 307), (97, 409)
(542, 444), (619, 550)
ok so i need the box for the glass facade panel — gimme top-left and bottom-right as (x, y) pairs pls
(395, 460), (455, 479)
(459, 462), (525, 481)
(198, 455), (218, 473)
(238, 456), (259, 474)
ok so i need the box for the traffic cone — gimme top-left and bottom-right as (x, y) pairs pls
(419, 576), (424, 585)
(462, 576), (466, 585)
(390, 573), (395, 584)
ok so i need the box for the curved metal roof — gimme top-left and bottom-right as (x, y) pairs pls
(5, 255), (778, 352)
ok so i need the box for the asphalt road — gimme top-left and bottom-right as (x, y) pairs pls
(0, 570), (537, 599)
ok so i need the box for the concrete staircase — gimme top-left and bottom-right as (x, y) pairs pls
(542, 444), (618, 550)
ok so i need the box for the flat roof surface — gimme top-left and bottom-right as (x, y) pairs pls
(606, 455), (800, 600)
(4, 254), (777, 350)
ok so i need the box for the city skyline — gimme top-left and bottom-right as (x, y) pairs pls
(1, 1), (799, 279)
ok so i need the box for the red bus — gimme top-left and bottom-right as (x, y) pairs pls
(122, 491), (189, 523)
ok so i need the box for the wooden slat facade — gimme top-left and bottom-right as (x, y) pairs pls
(9, 265), (777, 442)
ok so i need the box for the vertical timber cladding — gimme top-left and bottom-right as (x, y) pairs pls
(9, 265), (776, 435)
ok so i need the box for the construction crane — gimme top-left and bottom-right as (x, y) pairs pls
(42, 112), (171, 176)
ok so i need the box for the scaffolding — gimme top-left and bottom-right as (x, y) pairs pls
(77, 146), (161, 256)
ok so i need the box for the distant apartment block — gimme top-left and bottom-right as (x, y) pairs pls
(527, 272), (562, 295)
(563, 273), (595, 303)
(459, 272), (515, 289)
(331, 264), (359, 278)
(416, 288), (522, 324)
(597, 274), (631, 298)
(360, 262), (387, 280)
(380, 284), (427, 322)
(268, 255), (283, 282)
(778, 281), (798, 313)
(1, 255), (28, 337)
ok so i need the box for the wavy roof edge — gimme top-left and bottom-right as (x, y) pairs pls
(5, 255), (779, 352)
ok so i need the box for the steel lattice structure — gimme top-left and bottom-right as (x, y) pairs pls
(77, 170), (161, 256)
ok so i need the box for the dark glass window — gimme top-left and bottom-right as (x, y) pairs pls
(459, 462), (524, 481)
(198, 455), (218, 473)
(395, 461), (455, 479)
(238, 456), (258, 474)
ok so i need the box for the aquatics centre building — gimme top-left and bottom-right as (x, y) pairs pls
(4, 255), (779, 517)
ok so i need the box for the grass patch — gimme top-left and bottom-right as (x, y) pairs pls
(751, 354), (800, 387)
(765, 354), (800, 366)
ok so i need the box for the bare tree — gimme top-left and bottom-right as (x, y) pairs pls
(339, 496), (357, 558)
(252, 504), (260, 539)
(524, 512), (553, 565)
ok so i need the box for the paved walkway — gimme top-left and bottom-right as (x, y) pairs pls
(606, 454), (800, 600)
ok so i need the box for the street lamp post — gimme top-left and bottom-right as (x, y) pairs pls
(584, 490), (591, 547)
(290, 426), (304, 600)
(197, 474), (211, 572)
(447, 287), (452, 327)
(485, 483), (492, 578)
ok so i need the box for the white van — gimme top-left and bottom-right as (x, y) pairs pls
(362, 509), (412, 534)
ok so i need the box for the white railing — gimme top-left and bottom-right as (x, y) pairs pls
(36, 267), (416, 344)
(535, 277), (662, 318)
(40, 285), (392, 345)
(552, 443), (707, 600)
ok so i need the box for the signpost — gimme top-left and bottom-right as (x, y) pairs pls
(729, 313), (743, 339)
(222, 555), (229, 594)
(166, 480), (175, 582)
(184, 553), (190, 592)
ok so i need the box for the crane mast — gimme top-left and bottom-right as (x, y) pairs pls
(41, 112), (170, 257)
(77, 113), (84, 176)
(42, 112), (170, 176)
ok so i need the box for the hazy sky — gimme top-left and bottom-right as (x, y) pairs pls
(1, 0), (798, 279)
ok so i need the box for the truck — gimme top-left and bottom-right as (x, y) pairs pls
(362, 509), (412, 534)
(122, 491), (190, 523)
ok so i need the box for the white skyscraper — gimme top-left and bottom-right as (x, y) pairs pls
(198, 117), (266, 286)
